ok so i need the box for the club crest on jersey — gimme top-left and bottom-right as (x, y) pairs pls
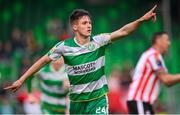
(87, 43), (95, 51)
(156, 60), (162, 67)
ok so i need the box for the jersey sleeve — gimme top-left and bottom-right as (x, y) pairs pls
(47, 41), (64, 61)
(93, 33), (111, 46)
(148, 54), (166, 71)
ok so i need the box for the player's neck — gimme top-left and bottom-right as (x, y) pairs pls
(152, 45), (163, 54)
(75, 34), (90, 45)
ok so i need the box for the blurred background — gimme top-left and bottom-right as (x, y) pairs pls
(0, 0), (180, 114)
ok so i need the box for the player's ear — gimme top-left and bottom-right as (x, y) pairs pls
(72, 24), (77, 31)
(72, 20), (78, 31)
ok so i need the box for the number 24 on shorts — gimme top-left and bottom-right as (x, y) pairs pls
(96, 106), (108, 114)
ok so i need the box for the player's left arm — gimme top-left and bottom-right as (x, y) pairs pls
(110, 5), (157, 41)
(156, 69), (180, 87)
(150, 54), (180, 87)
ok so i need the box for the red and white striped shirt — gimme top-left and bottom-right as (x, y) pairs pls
(128, 48), (167, 104)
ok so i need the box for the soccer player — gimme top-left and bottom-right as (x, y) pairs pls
(5, 5), (157, 114)
(27, 58), (69, 114)
(127, 32), (180, 114)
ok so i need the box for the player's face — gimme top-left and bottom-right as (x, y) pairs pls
(160, 34), (171, 53)
(73, 16), (92, 38)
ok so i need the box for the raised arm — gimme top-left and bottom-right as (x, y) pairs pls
(156, 69), (180, 87)
(110, 5), (157, 41)
(4, 54), (51, 92)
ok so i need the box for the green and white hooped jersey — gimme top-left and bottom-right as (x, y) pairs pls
(48, 33), (111, 102)
(37, 64), (68, 111)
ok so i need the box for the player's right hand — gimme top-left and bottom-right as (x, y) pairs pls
(4, 79), (23, 92)
(140, 5), (157, 22)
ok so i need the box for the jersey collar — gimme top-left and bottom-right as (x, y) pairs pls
(74, 37), (91, 47)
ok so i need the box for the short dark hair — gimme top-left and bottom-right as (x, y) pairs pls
(152, 31), (168, 45)
(69, 9), (91, 25)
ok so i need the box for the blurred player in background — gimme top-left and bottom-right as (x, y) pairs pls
(5, 5), (157, 114)
(127, 32), (180, 114)
(27, 58), (69, 114)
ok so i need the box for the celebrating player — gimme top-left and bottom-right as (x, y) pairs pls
(5, 5), (157, 114)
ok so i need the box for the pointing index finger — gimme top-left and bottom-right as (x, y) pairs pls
(150, 5), (157, 12)
(4, 85), (14, 90)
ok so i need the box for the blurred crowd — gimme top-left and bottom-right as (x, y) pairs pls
(0, 18), (72, 114)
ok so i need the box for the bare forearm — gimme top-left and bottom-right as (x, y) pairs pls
(120, 18), (145, 34)
(165, 74), (180, 86)
(159, 73), (180, 87)
(111, 19), (143, 40)
(19, 55), (51, 83)
(110, 5), (156, 41)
